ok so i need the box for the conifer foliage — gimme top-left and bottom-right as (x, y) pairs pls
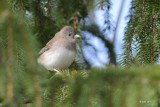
(0, 0), (160, 107)
(121, 0), (160, 66)
(0, 1), (44, 106)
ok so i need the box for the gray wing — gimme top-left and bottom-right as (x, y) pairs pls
(38, 33), (59, 55)
(38, 46), (50, 55)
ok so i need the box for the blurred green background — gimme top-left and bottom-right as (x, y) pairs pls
(0, 0), (160, 107)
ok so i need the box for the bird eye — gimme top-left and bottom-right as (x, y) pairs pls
(68, 34), (71, 36)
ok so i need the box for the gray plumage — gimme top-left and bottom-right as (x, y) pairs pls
(37, 26), (80, 71)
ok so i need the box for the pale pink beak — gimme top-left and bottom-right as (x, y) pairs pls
(74, 34), (81, 39)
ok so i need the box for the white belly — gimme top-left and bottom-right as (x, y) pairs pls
(38, 48), (76, 70)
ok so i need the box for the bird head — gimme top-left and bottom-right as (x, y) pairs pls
(60, 26), (81, 42)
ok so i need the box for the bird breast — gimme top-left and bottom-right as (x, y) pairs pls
(38, 47), (76, 71)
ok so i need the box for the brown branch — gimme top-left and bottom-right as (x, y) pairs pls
(47, 0), (51, 17)
(126, 34), (133, 65)
(20, 35), (42, 107)
(150, 13), (156, 63)
(20, 0), (24, 16)
(7, 26), (14, 104)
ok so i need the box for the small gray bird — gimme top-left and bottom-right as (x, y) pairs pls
(37, 26), (80, 72)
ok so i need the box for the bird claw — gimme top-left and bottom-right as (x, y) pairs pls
(49, 69), (61, 79)
(53, 69), (61, 75)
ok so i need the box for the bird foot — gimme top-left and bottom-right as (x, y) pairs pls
(49, 69), (61, 80)
(53, 69), (61, 75)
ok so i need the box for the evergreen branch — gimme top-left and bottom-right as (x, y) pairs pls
(6, 24), (14, 104)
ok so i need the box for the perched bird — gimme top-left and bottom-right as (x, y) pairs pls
(37, 26), (80, 72)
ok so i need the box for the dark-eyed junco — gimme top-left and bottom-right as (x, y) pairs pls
(37, 26), (80, 72)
